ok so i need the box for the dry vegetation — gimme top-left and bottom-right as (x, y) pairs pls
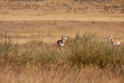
(0, 66), (123, 83)
(0, 0), (124, 83)
(0, 0), (124, 13)
(0, 21), (124, 83)
(0, 21), (124, 43)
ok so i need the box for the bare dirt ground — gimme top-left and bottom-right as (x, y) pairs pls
(0, 13), (124, 22)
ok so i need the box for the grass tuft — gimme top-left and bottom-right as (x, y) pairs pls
(0, 33), (124, 74)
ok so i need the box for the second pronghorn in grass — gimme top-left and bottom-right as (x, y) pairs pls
(57, 35), (67, 47)
(109, 35), (120, 46)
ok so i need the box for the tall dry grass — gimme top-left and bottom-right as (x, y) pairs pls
(0, 65), (123, 83)
(0, 33), (124, 83)
(0, 21), (124, 83)
(1, 33), (124, 71)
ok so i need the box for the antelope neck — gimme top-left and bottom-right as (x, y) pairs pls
(110, 39), (114, 44)
(62, 38), (65, 41)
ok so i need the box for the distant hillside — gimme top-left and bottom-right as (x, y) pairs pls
(0, 0), (123, 13)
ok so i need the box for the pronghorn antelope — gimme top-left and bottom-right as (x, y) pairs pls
(109, 35), (120, 46)
(57, 35), (67, 47)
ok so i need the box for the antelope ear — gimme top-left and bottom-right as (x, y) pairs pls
(63, 35), (66, 37)
(110, 34), (113, 38)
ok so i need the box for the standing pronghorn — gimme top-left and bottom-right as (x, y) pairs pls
(109, 35), (120, 46)
(57, 35), (67, 47)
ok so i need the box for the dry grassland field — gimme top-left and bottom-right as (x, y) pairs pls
(0, 20), (124, 43)
(0, 0), (124, 83)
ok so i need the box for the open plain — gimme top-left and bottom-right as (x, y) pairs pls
(0, 14), (124, 43)
(0, 0), (124, 83)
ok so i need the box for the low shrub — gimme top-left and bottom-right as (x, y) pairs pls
(0, 33), (124, 74)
